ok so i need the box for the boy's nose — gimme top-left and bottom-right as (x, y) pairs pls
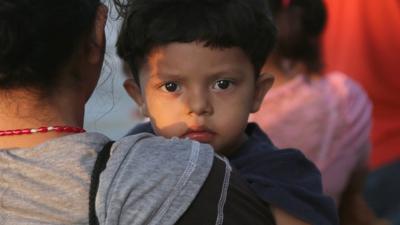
(185, 91), (213, 116)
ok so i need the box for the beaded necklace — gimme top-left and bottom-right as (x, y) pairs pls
(0, 126), (86, 136)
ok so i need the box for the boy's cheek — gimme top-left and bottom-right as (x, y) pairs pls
(150, 117), (188, 138)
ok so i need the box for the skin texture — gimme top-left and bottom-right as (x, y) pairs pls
(124, 42), (273, 156)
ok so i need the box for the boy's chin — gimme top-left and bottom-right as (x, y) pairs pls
(216, 134), (248, 156)
(214, 145), (239, 157)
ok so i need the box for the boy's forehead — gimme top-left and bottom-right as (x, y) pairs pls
(146, 42), (248, 60)
(143, 42), (254, 75)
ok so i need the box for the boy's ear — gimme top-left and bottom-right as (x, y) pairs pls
(251, 73), (274, 113)
(123, 78), (149, 117)
(88, 4), (108, 64)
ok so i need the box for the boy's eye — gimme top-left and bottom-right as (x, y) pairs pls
(213, 80), (232, 90)
(162, 82), (180, 92)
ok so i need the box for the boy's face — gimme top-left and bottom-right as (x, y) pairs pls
(125, 42), (273, 155)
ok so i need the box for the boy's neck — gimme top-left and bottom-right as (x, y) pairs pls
(219, 132), (249, 157)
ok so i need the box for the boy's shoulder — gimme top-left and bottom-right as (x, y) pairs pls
(239, 122), (277, 152)
(229, 122), (303, 162)
(230, 123), (338, 225)
(229, 123), (319, 180)
(126, 121), (154, 136)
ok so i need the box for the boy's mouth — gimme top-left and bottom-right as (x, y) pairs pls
(181, 128), (215, 143)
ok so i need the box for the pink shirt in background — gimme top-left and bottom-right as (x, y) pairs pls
(250, 71), (372, 205)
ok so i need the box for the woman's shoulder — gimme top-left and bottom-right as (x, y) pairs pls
(325, 71), (372, 123)
(112, 133), (215, 168)
(96, 134), (215, 225)
(325, 71), (369, 99)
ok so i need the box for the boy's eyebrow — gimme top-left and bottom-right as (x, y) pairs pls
(208, 68), (249, 77)
(150, 72), (184, 79)
(152, 67), (249, 79)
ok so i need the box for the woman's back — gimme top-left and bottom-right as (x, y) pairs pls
(251, 71), (372, 203)
(0, 133), (109, 224)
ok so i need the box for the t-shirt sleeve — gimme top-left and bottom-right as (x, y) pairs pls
(95, 133), (214, 225)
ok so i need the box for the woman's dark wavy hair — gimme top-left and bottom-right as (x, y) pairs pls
(113, 0), (277, 84)
(267, 0), (326, 73)
(0, 0), (100, 93)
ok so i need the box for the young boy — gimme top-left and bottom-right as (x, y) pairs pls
(114, 0), (338, 224)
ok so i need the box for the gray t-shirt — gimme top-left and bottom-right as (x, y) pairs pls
(0, 132), (214, 225)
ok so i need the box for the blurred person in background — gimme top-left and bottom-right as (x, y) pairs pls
(251, 0), (387, 224)
(322, 0), (400, 224)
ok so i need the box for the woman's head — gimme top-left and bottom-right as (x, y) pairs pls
(267, 0), (326, 73)
(0, 0), (107, 98)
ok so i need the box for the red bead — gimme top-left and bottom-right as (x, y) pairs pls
(12, 129), (23, 135)
(22, 129), (32, 134)
(64, 127), (74, 132)
(38, 127), (48, 133)
(53, 126), (63, 132)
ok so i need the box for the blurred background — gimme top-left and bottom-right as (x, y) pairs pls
(84, 8), (143, 139)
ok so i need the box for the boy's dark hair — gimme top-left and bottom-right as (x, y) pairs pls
(267, 0), (326, 73)
(113, 0), (277, 84)
(0, 0), (100, 93)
